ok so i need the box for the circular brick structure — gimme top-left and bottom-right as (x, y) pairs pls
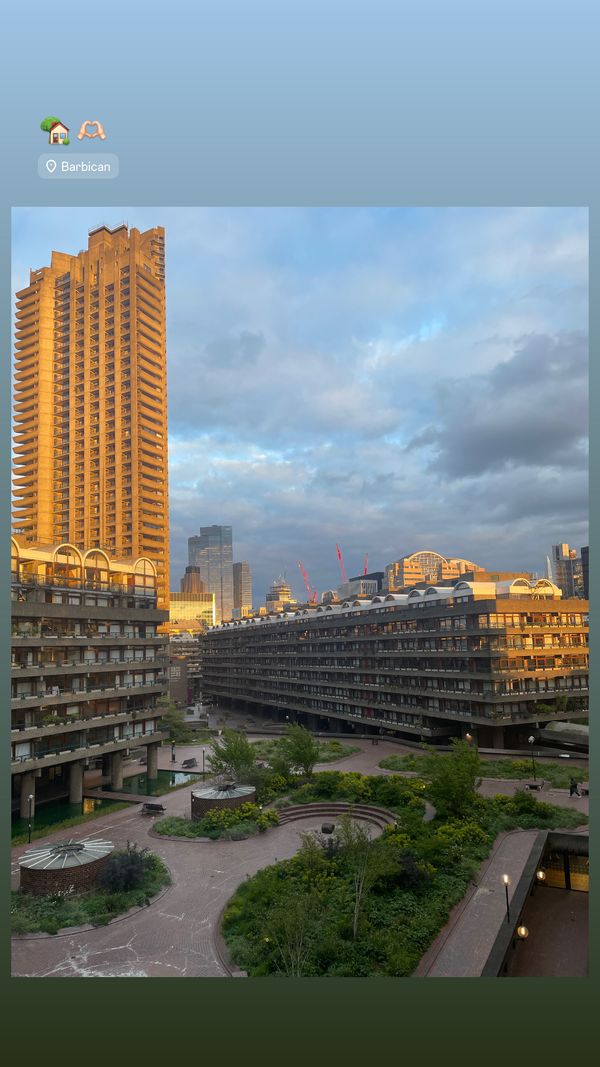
(191, 783), (256, 820)
(19, 839), (114, 896)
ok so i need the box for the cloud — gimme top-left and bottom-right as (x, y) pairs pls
(408, 331), (588, 478)
(11, 207), (589, 603)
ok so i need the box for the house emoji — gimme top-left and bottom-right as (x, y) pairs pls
(48, 121), (69, 144)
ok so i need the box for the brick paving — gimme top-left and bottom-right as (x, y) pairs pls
(11, 738), (588, 978)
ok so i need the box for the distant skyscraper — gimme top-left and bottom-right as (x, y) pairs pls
(233, 561), (253, 618)
(581, 546), (589, 599)
(265, 575), (297, 612)
(180, 565), (205, 594)
(188, 525), (234, 623)
(12, 224), (170, 607)
(551, 543), (583, 598)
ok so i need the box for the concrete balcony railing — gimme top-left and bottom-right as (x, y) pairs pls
(11, 705), (164, 740)
(11, 729), (168, 774)
(11, 678), (168, 709)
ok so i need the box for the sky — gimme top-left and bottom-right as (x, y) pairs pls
(12, 207), (589, 603)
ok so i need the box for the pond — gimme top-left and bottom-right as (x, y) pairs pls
(11, 795), (130, 842)
(104, 769), (200, 796)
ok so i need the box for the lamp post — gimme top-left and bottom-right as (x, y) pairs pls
(528, 735), (536, 781)
(171, 741), (176, 764)
(502, 874), (511, 924)
(27, 793), (34, 844)
(202, 747), (206, 777)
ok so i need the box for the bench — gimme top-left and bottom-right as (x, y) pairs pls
(181, 757), (198, 769)
(141, 802), (166, 815)
(580, 783), (589, 796)
(526, 780), (544, 791)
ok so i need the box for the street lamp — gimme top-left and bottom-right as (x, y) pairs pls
(502, 874), (511, 924)
(528, 735), (536, 781)
(171, 741), (176, 764)
(202, 747), (206, 777)
(27, 793), (34, 844)
(536, 869), (546, 884)
(517, 925), (529, 940)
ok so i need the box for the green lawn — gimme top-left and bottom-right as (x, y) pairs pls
(221, 770), (586, 977)
(11, 852), (171, 935)
(378, 753), (585, 789)
(252, 738), (360, 764)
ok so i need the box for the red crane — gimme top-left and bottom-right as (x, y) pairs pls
(298, 561), (318, 604)
(363, 553), (369, 576)
(335, 543), (347, 584)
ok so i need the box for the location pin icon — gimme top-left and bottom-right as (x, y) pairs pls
(46, 159), (57, 173)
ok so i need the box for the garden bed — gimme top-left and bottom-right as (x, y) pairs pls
(251, 738), (360, 764)
(153, 802), (279, 841)
(379, 753), (585, 789)
(221, 771), (586, 977)
(11, 848), (171, 936)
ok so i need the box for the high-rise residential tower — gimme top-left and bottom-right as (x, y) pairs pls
(233, 561), (253, 618)
(12, 224), (170, 607)
(188, 525), (233, 623)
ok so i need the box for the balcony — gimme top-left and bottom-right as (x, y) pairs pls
(11, 728), (167, 773)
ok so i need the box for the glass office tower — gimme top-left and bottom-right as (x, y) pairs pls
(188, 525), (233, 623)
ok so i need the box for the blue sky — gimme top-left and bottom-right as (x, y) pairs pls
(12, 207), (588, 602)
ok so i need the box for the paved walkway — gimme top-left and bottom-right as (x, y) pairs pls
(415, 829), (540, 977)
(11, 739), (588, 978)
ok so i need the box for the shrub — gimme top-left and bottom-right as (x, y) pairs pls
(98, 843), (150, 892)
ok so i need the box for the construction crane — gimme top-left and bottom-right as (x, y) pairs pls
(298, 560), (318, 604)
(335, 543), (347, 584)
(363, 553), (369, 576)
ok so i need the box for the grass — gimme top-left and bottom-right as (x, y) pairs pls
(11, 801), (132, 846)
(251, 738), (361, 764)
(11, 852), (171, 935)
(378, 753), (586, 789)
(221, 770), (586, 977)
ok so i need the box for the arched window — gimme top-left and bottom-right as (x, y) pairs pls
(83, 548), (111, 590)
(52, 543), (83, 587)
(133, 557), (157, 597)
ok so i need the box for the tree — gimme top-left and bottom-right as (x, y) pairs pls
(281, 722), (320, 777)
(208, 729), (257, 781)
(40, 116), (60, 132)
(158, 699), (192, 743)
(267, 892), (316, 976)
(336, 815), (381, 940)
(425, 738), (480, 817)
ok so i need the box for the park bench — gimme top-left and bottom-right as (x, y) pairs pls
(580, 783), (589, 796)
(140, 802), (166, 815)
(526, 780), (544, 791)
(181, 757), (198, 769)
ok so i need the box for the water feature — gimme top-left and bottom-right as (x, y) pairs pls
(103, 769), (200, 796)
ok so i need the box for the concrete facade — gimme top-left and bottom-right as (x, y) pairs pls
(201, 580), (588, 747)
(11, 538), (169, 811)
(12, 224), (170, 608)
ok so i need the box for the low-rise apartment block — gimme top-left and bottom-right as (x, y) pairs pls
(200, 577), (588, 748)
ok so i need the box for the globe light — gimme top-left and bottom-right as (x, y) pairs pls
(536, 869), (546, 882)
(517, 925), (529, 939)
